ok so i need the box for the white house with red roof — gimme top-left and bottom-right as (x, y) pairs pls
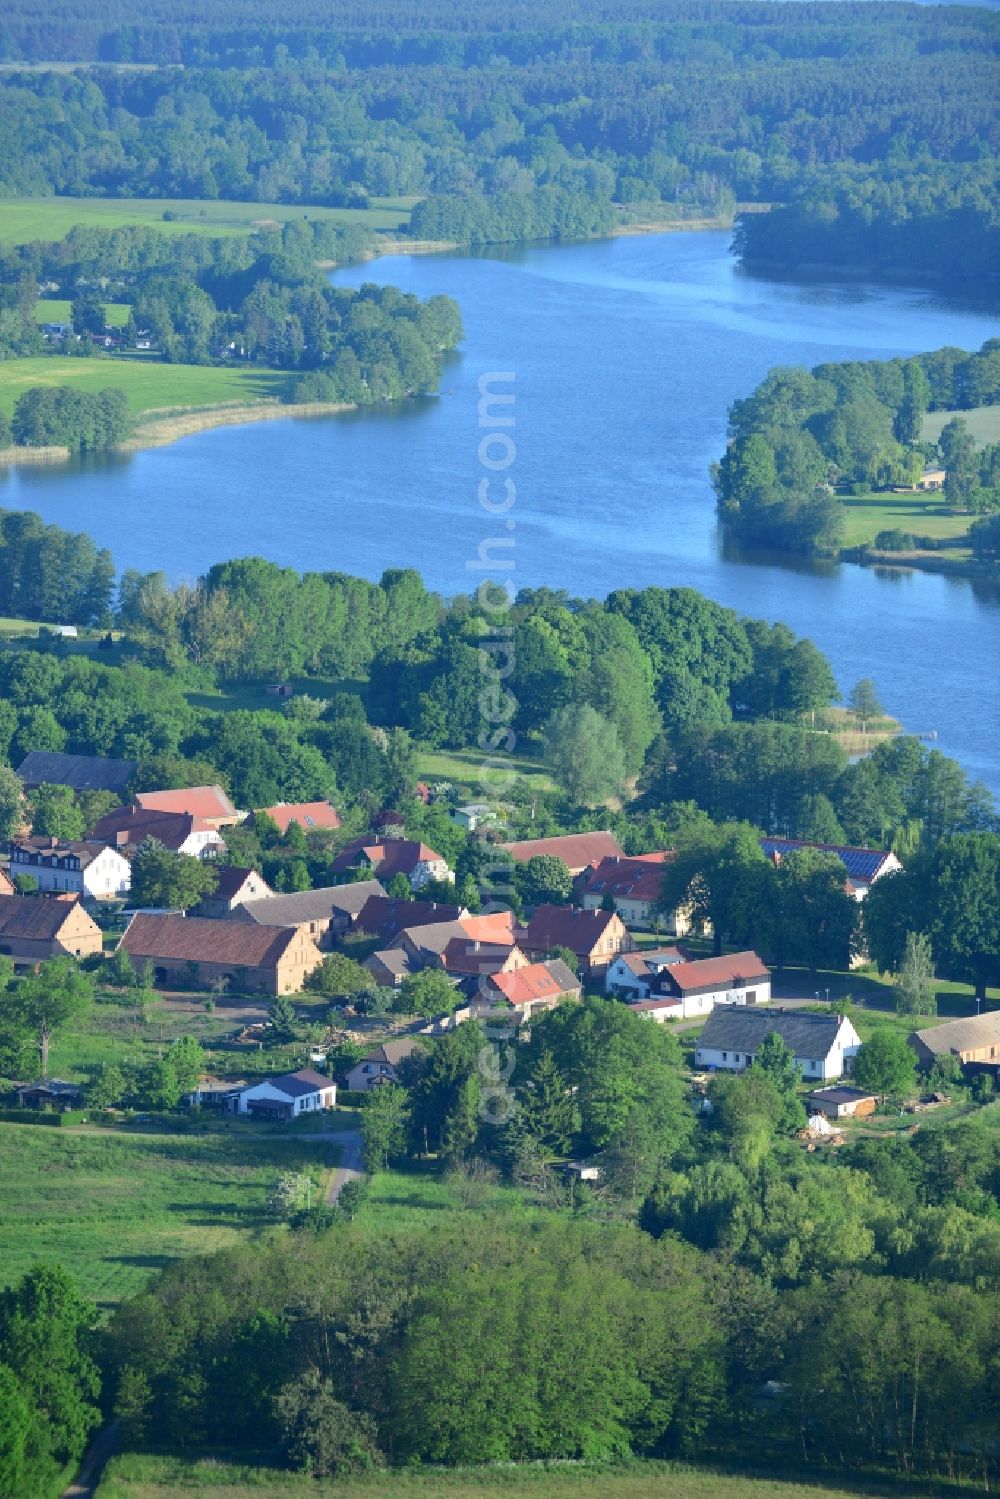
(331, 836), (452, 891)
(655, 950), (771, 1018)
(605, 946), (685, 1000)
(135, 786), (240, 829)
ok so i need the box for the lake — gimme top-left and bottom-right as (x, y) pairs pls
(3, 230), (999, 795)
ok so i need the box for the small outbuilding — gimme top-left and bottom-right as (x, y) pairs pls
(806, 1085), (877, 1120)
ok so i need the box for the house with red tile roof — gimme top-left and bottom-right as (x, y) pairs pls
(330, 836), (452, 891)
(576, 852), (694, 932)
(0, 894), (103, 965)
(354, 895), (468, 943)
(605, 947), (685, 1000)
(500, 830), (625, 877)
(135, 785), (240, 829)
(519, 904), (631, 976)
(258, 800), (341, 836)
(479, 958), (582, 1018)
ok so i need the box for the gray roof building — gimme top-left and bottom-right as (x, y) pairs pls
(695, 1006), (862, 1081)
(236, 880), (386, 928)
(17, 750), (138, 794)
(910, 1012), (1000, 1066)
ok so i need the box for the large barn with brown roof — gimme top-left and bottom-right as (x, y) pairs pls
(500, 830), (625, 876)
(119, 913), (322, 995)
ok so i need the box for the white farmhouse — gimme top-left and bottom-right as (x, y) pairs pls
(695, 1008), (862, 1083)
(10, 837), (132, 900)
(233, 1068), (336, 1119)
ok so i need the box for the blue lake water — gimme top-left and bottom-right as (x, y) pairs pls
(3, 231), (999, 794)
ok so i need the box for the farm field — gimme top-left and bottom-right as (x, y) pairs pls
(95, 1453), (952, 1499)
(922, 403), (1000, 447)
(0, 355), (292, 418)
(36, 297), (131, 326)
(0, 194), (416, 245)
(0, 1122), (337, 1305)
(838, 489), (973, 548)
(416, 745), (555, 796)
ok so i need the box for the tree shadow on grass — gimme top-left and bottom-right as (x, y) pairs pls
(108, 1253), (171, 1271)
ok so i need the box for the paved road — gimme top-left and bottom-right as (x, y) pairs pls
(324, 1128), (364, 1203)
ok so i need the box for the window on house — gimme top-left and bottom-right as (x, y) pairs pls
(722, 1052), (728, 1061)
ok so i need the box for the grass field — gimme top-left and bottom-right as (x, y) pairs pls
(0, 355), (291, 418)
(839, 489), (973, 549)
(0, 1123), (337, 1305)
(922, 404), (1000, 447)
(96, 1453), (953, 1499)
(35, 297), (131, 327)
(0, 195), (416, 246)
(417, 746), (555, 796)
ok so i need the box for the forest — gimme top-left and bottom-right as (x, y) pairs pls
(0, 1), (996, 272)
(714, 339), (1000, 553)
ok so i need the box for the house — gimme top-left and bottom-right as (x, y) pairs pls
(759, 837), (900, 900)
(440, 938), (527, 987)
(806, 1085), (877, 1120)
(450, 803), (494, 832)
(16, 750), (138, 796)
(15, 1079), (83, 1109)
(118, 913), (323, 995)
(195, 866), (274, 919)
(344, 1038), (422, 1091)
(258, 800), (341, 836)
(365, 948), (418, 988)
(10, 836), (132, 901)
(519, 905), (631, 976)
(627, 996), (684, 1023)
(605, 947), (684, 1000)
(651, 950), (771, 1019)
(355, 895), (468, 944)
(234, 1068), (336, 1118)
(135, 786), (240, 829)
(392, 911), (516, 964)
(0, 895), (103, 963)
(695, 1008), (862, 1082)
(500, 830), (625, 877)
(917, 468), (946, 491)
(577, 853), (690, 930)
(479, 959), (582, 1019)
(331, 836), (453, 891)
(233, 880), (386, 945)
(909, 1012), (1000, 1074)
(564, 1160), (601, 1182)
(183, 1075), (243, 1109)
(90, 807), (226, 860)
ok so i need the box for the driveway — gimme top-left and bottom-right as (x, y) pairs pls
(323, 1128), (364, 1203)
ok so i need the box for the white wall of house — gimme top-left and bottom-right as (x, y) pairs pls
(409, 858), (453, 890)
(13, 846), (131, 900)
(179, 829), (227, 859)
(235, 1079), (336, 1114)
(673, 979), (772, 1019)
(695, 1017), (860, 1081)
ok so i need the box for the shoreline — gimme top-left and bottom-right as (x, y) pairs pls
(0, 398), (357, 466)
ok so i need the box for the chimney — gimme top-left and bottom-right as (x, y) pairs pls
(48, 835), (58, 848)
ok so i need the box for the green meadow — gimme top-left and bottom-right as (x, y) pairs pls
(35, 297), (131, 327)
(0, 1123), (338, 1305)
(96, 1453), (946, 1499)
(922, 403), (1000, 447)
(838, 489), (974, 549)
(0, 355), (291, 418)
(0, 194), (416, 246)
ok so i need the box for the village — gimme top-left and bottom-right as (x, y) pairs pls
(3, 747), (997, 1170)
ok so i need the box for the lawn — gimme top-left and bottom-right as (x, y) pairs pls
(35, 297), (131, 327)
(96, 1453), (951, 1499)
(0, 1123), (337, 1305)
(0, 195), (416, 246)
(838, 489), (973, 549)
(417, 745), (554, 796)
(922, 404), (1000, 447)
(0, 356), (292, 419)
